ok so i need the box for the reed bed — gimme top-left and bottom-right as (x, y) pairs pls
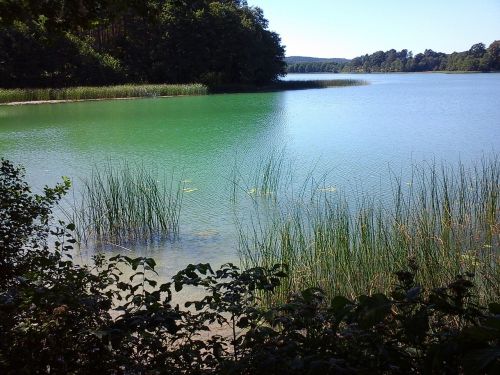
(211, 79), (366, 93)
(275, 79), (367, 90)
(0, 80), (362, 103)
(0, 84), (208, 103)
(235, 156), (500, 304)
(70, 162), (183, 245)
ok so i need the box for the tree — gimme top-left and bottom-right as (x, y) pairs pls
(469, 42), (486, 58)
(487, 40), (500, 70)
(0, 0), (286, 87)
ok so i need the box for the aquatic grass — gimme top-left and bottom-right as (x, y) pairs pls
(0, 80), (364, 103)
(0, 83), (208, 103)
(70, 162), (183, 245)
(235, 155), (500, 304)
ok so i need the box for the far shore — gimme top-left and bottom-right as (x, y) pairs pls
(287, 70), (500, 75)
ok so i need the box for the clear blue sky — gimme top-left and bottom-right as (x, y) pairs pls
(247, 0), (500, 58)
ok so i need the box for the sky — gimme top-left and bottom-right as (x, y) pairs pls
(246, 0), (500, 58)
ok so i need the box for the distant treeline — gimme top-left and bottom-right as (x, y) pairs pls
(285, 56), (349, 65)
(287, 42), (500, 73)
(0, 1), (285, 88)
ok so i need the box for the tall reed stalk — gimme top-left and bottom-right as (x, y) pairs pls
(235, 156), (500, 304)
(0, 84), (207, 103)
(70, 162), (183, 245)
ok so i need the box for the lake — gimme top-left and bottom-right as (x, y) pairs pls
(1, 73), (499, 276)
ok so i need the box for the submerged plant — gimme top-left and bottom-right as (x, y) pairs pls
(70, 162), (183, 245)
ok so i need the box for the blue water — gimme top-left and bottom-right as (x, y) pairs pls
(1, 73), (499, 275)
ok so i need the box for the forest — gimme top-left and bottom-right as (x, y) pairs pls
(287, 42), (500, 73)
(0, 0), (286, 88)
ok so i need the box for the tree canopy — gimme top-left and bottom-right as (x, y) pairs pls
(0, 0), (286, 88)
(287, 42), (500, 74)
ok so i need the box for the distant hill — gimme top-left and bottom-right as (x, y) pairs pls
(285, 56), (350, 64)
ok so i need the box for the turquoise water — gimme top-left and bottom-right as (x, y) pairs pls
(1, 73), (499, 275)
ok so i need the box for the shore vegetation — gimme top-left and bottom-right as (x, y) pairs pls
(0, 84), (208, 104)
(69, 162), (184, 246)
(234, 155), (500, 304)
(0, 80), (366, 104)
(1, 158), (499, 374)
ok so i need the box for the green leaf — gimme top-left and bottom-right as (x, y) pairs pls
(462, 325), (499, 342)
(330, 296), (352, 321)
(300, 287), (324, 303)
(358, 293), (391, 329)
(159, 283), (171, 292)
(406, 286), (421, 301)
(463, 348), (500, 374)
(145, 258), (156, 269)
(174, 282), (182, 292)
(489, 302), (500, 315)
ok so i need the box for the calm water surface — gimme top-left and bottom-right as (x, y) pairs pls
(1, 73), (499, 275)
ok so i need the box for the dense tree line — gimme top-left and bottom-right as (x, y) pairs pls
(287, 61), (344, 73)
(287, 42), (500, 73)
(0, 0), (285, 88)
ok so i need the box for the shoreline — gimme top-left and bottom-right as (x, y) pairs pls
(0, 95), (179, 106)
(0, 79), (366, 106)
(286, 70), (500, 75)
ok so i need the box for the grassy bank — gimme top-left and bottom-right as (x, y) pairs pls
(0, 80), (366, 104)
(0, 83), (208, 104)
(234, 156), (500, 304)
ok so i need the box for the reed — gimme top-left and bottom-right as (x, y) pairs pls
(0, 80), (364, 104)
(70, 162), (183, 245)
(275, 79), (367, 90)
(0, 84), (208, 103)
(211, 79), (366, 93)
(235, 155), (500, 304)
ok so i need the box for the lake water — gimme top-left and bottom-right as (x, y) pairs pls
(1, 73), (499, 276)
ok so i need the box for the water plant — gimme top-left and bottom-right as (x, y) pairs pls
(70, 162), (183, 245)
(0, 80), (365, 104)
(0, 83), (208, 103)
(2, 158), (499, 374)
(235, 155), (500, 304)
(211, 79), (367, 93)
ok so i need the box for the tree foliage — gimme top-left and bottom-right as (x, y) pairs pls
(0, 1), (285, 88)
(287, 42), (500, 73)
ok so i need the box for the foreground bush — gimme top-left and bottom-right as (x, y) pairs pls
(1, 159), (499, 374)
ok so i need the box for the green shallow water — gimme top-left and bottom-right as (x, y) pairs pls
(1, 73), (500, 276)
